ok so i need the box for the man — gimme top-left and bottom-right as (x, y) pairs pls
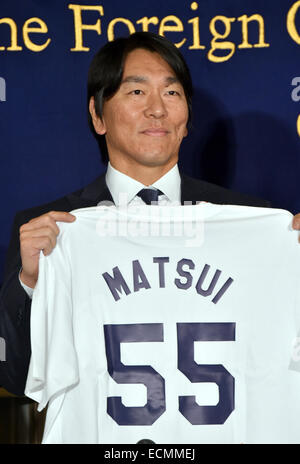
(0, 31), (299, 396)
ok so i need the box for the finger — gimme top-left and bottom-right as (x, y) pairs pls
(47, 211), (77, 222)
(292, 215), (300, 230)
(20, 219), (60, 236)
(20, 211), (76, 233)
(292, 213), (300, 228)
(20, 226), (60, 244)
(28, 211), (76, 227)
(21, 235), (57, 257)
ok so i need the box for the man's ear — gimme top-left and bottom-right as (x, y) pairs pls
(89, 97), (106, 135)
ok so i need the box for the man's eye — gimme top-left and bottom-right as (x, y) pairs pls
(168, 90), (179, 96)
(130, 90), (143, 95)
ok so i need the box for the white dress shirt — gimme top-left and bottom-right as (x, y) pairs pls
(20, 162), (182, 297)
(104, 161), (181, 206)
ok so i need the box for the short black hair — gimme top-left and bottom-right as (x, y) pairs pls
(87, 31), (193, 164)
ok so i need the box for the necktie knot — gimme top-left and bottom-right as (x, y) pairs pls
(136, 188), (164, 205)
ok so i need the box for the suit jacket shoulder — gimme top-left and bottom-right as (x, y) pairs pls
(180, 173), (271, 207)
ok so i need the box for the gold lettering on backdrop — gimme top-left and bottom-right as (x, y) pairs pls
(68, 4), (104, 51)
(0, 5), (276, 61)
(107, 17), (135, 41)
(238, 14), (270, 48)
(208, 15), (236, 63)
(23, 18), (51, 52)
(158, 15), (187, 48)
(297, 114), (300, 137)
(136, 16), (159, 31)
(287, 0), (300, 44)
(188, 2), (205, 50)
(0, 18), (22, 51)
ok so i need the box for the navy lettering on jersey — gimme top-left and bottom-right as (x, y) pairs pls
(104, 323), (166, 426)
(212, 278), (234, 304)
(102, 266), (131, 301)
(104, 322), (236, 426)
(177, 322), (235, 425)
(175, 259), (195, 289)
(102, 258), (234, 305)
(133, 259), (151, 292)
(153, 257), (170, 287)
(195, 264), (221, 297)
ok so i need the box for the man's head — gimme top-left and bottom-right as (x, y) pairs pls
(87, 32), (193, 178)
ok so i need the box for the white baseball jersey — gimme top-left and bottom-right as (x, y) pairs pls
(25, 203), (300, 444)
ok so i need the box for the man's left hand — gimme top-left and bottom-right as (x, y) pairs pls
(293, 214), (300, 242)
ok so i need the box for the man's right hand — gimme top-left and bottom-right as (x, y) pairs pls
(19, 211), (76, 289)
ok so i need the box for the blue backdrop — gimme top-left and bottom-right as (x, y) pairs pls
(1, 0), (300, 284)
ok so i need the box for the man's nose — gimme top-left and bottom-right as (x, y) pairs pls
(144, 92), (167, 118)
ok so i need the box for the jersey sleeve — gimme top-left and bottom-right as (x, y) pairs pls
(25, 230), (79, 411)
(289, 276), (300, 373)
(287, 229), (300, 373)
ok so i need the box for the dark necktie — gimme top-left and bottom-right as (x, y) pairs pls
(136, 188), (164, 205)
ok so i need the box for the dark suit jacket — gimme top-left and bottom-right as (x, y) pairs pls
(0, 172), (270, 395)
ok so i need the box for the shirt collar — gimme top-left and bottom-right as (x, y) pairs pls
(105, 161), (181, 206)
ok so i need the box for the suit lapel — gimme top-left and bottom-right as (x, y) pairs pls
(66, 173), (113, 210)
(180, 172), (206, 204)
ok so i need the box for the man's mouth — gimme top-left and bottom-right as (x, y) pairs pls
(141, 128), (169, 136)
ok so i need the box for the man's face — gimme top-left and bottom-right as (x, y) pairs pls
(91, 48), (189, 173)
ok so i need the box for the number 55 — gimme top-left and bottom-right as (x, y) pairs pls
(104, 322), (235, 426)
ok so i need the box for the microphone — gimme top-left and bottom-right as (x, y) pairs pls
(136, 439), (155, 444)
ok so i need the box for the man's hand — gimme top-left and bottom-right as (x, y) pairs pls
(292, 213), (300, 242)
(19, 211), (76, 289)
